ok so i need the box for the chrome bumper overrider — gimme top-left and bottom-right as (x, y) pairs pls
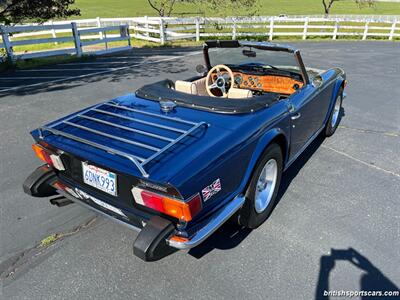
(166, 195), (246, 250)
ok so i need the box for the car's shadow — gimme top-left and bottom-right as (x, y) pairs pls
(189, 131), (328, 259)
(0, 47), (198, 98)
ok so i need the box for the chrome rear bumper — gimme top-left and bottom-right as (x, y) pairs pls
(24, 165), (246, 261)
(166, 195), (245, 249)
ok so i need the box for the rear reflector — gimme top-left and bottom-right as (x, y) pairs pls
(131, 187), (202, 222)
(32, 144), (65, 171)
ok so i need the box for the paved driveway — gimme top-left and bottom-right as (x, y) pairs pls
(0, 42), (399, 299)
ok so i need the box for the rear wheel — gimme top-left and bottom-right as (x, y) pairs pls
(238, 143), (283, 229)
(324, 89), (343, 137)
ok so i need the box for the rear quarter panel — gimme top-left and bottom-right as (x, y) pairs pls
(178, 100), (291, 226)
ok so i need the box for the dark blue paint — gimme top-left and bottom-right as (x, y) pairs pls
(31, 67), (345, 230)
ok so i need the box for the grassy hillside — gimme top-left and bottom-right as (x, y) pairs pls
(72, 0), (400, 19)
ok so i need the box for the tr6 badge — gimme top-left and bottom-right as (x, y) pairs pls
(201, 178), (221, 202)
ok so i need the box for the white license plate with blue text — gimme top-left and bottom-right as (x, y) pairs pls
(82, 162), (117, 196)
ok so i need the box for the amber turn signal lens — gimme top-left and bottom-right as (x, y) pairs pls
(169, 236), (189, 243)
(32, 144), (51, 164)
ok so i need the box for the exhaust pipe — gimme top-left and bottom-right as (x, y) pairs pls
(50, 197), (74, 207)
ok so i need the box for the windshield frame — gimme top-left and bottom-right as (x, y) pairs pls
(203, 40), (309, 85)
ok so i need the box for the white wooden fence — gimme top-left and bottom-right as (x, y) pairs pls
(131, 15), (400, 44)
(0, 15), (399, 61)
(0, 22), (131, 61)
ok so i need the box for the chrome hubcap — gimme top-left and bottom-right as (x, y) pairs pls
(255, 159), (278, 213)
(331, 95), (342, 128)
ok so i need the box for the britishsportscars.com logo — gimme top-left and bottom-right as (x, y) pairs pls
(324, 290), (399, 297)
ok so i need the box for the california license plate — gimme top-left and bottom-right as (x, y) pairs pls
(82, 162), (117, 196)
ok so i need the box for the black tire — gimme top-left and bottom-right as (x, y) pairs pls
(238, 143), (283, 229)
(324, 89), (343, 137)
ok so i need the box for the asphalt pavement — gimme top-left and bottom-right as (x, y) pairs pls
(0, 42), (399, 300)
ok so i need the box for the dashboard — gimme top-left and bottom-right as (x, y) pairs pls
(213, 72), (304, 95)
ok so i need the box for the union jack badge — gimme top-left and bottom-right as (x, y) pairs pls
(201, 178), (221, 202)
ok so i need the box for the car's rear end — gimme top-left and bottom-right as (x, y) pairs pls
(23, 96), (250, 260)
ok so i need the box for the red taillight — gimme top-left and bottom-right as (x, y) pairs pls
(32, 144), (65, 171)
(132, 187), (202, 222)
(141, 190), (165, 212)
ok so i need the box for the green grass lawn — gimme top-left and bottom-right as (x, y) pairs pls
(72, 0), (400, 19)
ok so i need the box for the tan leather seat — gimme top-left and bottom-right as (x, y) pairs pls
(175, 80), (197, 95)
(228, 88), (253, 99)
(192, 77), (208, 96)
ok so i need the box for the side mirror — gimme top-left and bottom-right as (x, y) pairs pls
(312, 75), (323, 88)
(196, 64), (207, 74)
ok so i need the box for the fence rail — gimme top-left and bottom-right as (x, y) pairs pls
(0, 22), (131, 61)
(130, 15), (400, 44)
(1, 15), (399, 61)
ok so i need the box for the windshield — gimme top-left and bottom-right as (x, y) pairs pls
(208, 46), (301, 74)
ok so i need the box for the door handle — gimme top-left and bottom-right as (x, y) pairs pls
(291, 112), (301, 120)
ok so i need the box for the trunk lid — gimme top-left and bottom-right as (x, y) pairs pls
(31, 93), (254, 186)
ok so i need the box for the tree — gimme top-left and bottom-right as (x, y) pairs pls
(199, 0), (260, 17)
(0, 0), (80, 25)
(322, 0), (375, 15)
(146, 0), (259, 18)
(147, 0), (178, 17)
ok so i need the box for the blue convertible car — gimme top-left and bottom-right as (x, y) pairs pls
(23, 40), (346, 261)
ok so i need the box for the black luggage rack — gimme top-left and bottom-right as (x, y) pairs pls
(38, 101), (208, 178)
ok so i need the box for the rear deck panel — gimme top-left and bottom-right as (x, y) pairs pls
(36, 99), (207, 178)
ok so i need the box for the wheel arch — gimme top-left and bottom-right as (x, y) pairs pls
(323, 75), (346, 126)
(241, 128), (289, 192)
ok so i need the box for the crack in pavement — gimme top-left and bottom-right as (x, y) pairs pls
(338, 125), (400, 138)
(322, 145), (400, 178)
(0, 217), (97, 281)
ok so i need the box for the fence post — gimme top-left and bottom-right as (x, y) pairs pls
(71, 22), (82, 57)
(362, 21), (369, 40)
(268, 17), (274, 41)
(159, 18), (165, 45)
(0, 25), (14, 61)
(104, 30), (108, 50)
(389, 21), (397, 41)
(144, 15), (150, 38)
(50, 20), (58, 44)
(195, 18), (200, 42)
(302, 17), (309, 40)
(126, 25), (132, 46)
(97, 17), (104, 39)
(232, 19), (237, 40)
(332, 19), (339, 40)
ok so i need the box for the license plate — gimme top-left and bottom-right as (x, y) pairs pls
(82, 162), (117, 196)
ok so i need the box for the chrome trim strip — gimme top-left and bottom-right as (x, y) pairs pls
(167, 195), (246, 249)
(57, 189), (142, 232)
(92, 108), (187, 134)
(64, 121), (161, 152)
(78, 115), (175, 142)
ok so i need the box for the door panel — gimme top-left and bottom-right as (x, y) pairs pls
(289, 82), (333, 157)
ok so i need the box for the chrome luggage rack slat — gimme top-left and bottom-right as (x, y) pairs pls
(38, 101), (208, 178)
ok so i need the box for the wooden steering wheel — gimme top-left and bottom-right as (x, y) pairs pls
(205, 64), (234, 98)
